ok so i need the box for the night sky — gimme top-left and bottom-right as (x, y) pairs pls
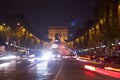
(0, 0), (98, 34)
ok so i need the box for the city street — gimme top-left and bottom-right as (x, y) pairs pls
(0, 58), (119, 80)
(0, 59), (63, 80)
(0, 0), (120, 80)
(58, 59), (120, 80)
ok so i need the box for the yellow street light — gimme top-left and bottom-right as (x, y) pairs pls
(30, 33), (32, 37)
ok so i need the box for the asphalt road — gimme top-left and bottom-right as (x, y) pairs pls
(0, 58), (120, 80)
(0, 59), (63, 80)
(58, 59), (120, 80)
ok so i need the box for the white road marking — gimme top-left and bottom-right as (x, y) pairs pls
(53, 62), (64, 80)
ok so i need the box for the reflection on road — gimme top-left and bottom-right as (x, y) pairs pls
(0, 60), (16, 73)
(29, 61), (52, 77)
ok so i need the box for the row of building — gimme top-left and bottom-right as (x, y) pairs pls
(0, 0), (120, 56)
(64, 0), (120, 56)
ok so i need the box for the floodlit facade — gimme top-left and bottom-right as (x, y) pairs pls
(48, 26), (68, 44)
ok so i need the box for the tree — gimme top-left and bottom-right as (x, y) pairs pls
(99, 0), (119, 42)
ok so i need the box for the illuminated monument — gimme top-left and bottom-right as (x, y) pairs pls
(48, 26), (68, 44)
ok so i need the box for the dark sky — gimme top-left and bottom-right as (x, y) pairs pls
(0, 0), (98, 34)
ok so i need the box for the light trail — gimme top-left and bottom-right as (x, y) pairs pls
(84, 65), (120, 79)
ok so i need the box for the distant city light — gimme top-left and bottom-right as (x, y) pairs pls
(10, 43), (13, 46)
(102, 45), (106, 48)
(17, 22), (20, 25)
(6, 42), (8, 45)
(3, 23), (5, 26)
(118, 42), (120, 45)
(111, 43), (114, 46)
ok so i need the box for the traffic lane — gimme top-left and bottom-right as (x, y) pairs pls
(0, 60), (19, 80)
(0, 59), (35, 80)
(0, 60), (17, 75)
(76, 57), (120, 78)
(0, 59), (43, 80)
(58, 59), (120, 80)
(15, 60), (63, 80)
(0, 58), (31, 73)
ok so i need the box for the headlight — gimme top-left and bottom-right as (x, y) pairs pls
(52, 55), (56, 58)
(57, 54), (61, 57)
(41, 51), (52, 60)
(28, 54), (35, 58)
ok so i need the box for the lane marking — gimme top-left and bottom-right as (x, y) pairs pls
(53, 62), (64, 80)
